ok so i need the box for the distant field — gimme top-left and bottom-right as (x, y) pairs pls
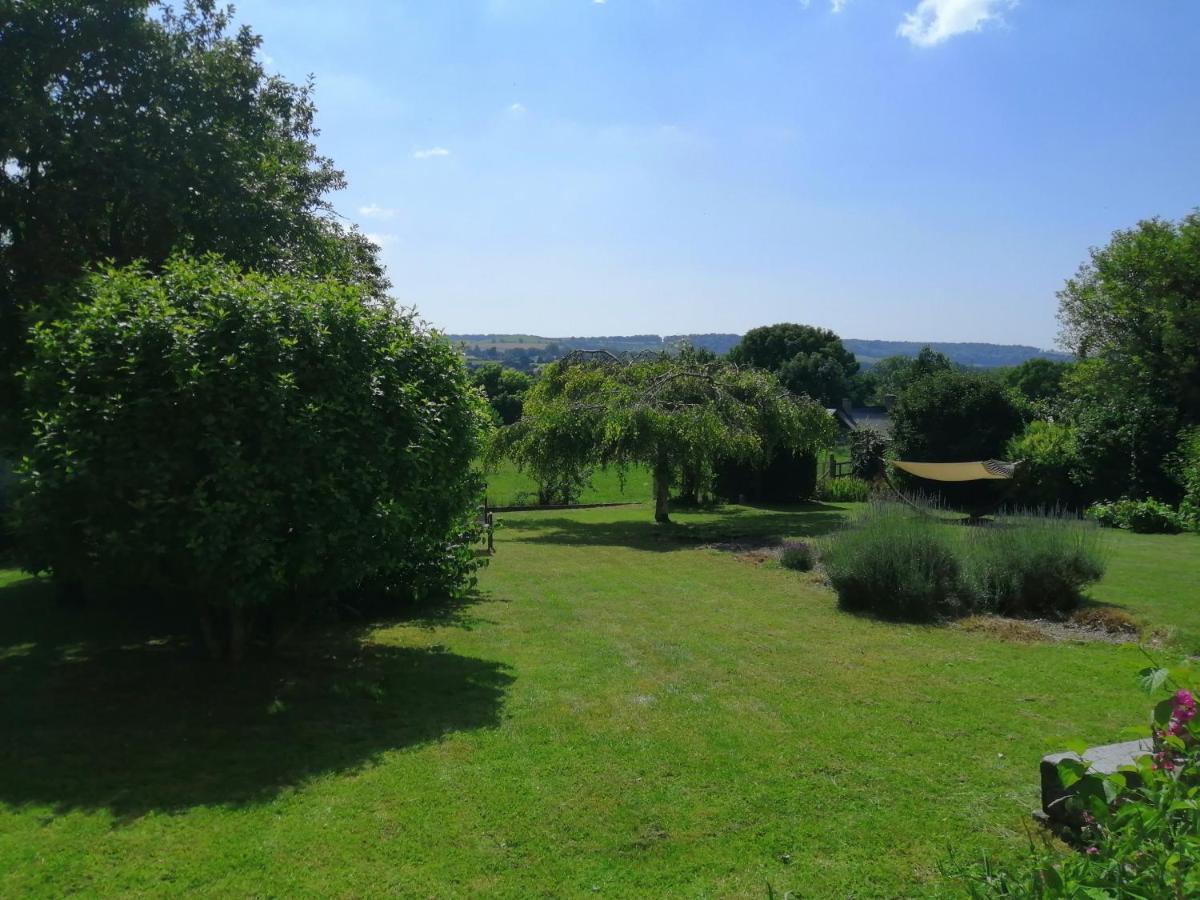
(479, 459), (653, 507)
(459, 340), (550, 351)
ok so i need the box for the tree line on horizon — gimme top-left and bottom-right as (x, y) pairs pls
(453, 333), (1070, 374)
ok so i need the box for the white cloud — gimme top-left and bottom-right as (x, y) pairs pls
(412, 147), (451, 160)
(508, 102), (527, 114)
(364, 233), (396, 247)
(898, 0), (1016, 47)
(358, 202), (396, 219)
(830, 0), (849, 12)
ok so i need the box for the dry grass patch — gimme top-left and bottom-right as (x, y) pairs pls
(1069, 605), (1141, 635)
(956, 615), (1050, 643)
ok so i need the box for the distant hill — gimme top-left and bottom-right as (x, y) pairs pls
(840, 339), (1071, 368)
(447, 333), (1070, 369)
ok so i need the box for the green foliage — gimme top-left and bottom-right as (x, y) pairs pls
(1062, 359), (1181, 503)
(950, 667), (1199, 898)
(849, 426), (890, 481)
(1059, 212), (1200, 424)
(491, 349), (835, 522)
(890, 371), (1024, 463)
(727, 323), (860, 406)
(959, 514), (1106, 617)
(1006, 420), (1084, 509)
(1003, 358), (1073, 405)
(1086, 499), (1183, 534)
(778, 541), (815, 572)
(816, 476), (872, 503)
(0, 456), (13, 549)
(712, 448), (818, 504)
(865, 347), (955, 402)
(0, 0), (383, 441)
(471, 364), (534, 426)
(1168, 427), (1200, 529)
(1056, 212), (1200, 503)
(14, 257), (487, 658)
(822, 503), (964, 621)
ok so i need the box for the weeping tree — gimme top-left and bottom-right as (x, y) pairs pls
(490, 349), (835, 523)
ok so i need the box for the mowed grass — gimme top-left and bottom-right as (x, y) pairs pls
(480, 459), (654, 507)
(0, 506), (1196, 896)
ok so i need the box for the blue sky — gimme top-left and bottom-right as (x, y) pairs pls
(233, 1), (1200, 347)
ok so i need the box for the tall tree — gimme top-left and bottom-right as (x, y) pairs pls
(890, 371), (1023, 463)
(1057, 212), (1200, 498)
(471, 364), (533, 426)
(492, 350), (834, 523)
(1003, 357), (1072, 405)
(863, 347), (955, 402)
(1058, 212), (1200, 422)
(0, 0), (385, 441)
(728, 323), (859, 406)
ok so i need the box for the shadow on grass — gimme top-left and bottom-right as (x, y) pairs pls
(0, 576), (512, 820)
(504, 503), (849, 552)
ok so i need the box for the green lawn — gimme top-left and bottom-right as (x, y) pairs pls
(0, 505), (1196, 896)
(479, 459), (653, 507)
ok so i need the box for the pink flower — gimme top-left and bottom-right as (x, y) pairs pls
(1175, 689), (1194, 708)
(1086, 847), (1099, 856)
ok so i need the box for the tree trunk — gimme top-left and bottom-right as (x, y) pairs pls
(653, 455), (671, 524)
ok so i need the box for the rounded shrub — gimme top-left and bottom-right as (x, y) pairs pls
(15, 256), (489, 658)
(1006, 419), (1085, 510)
(822, 503), (963, 621)
(960, 513), (1107, 617)
(1086, 498), (1182, 534)
(778, 541), (814, 571)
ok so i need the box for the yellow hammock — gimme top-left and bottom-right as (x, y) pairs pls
(886, 459), (1020, 519)
(891, 459), (1017, 482)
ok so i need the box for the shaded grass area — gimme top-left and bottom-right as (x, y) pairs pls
(0, 507), (1195, 895)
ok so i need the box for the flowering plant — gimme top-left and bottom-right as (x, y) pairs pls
(950, 662), (1199, 897)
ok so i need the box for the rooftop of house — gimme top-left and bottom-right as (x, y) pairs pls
(825, 397), (894, 434)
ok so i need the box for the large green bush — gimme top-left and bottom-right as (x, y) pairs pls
(889, 372), (1024, 511)
(891, 371), (1024, 462)
(713, 448), (819, 504)
(960, 513), (1106, 617)
(15, 256), (488, 658)
(822, 503), (964, 621)
(1006, 420), (1085, 510)
(1086, 498), (1183, 534)
(1169, 427), (1200, 529)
